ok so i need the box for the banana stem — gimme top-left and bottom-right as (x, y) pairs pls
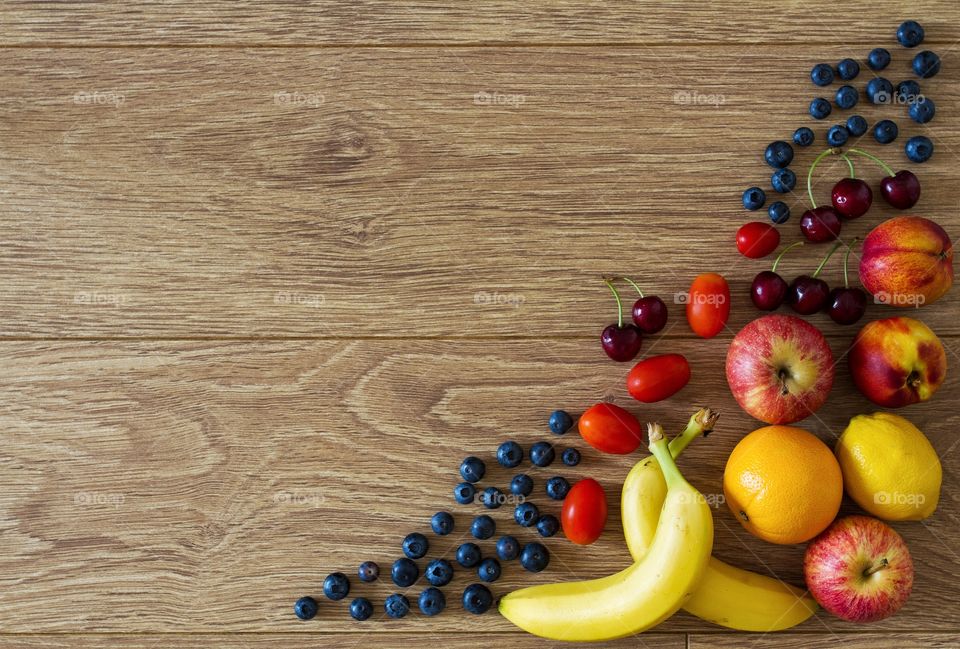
(649, 423), (685, 488)
(667, 408), (719, 459)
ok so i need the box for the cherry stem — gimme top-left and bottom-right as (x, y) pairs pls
(812, 241), (843, 278)
(622, 277), (644, 298)
(771, 240), (805, 273)
(604, 278), (624, 328)
(864, 557), (889, 577)
(840, 153), (855, 178)
(848, 148), (896, 177)
(807, 148), (837, 209)
(842, 237), (859, 288)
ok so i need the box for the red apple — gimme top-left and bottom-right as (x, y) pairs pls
(849, 316), (947, 408)
(726, 315), (834, 424)
(860, 216), (954, 307)
(804, 515), (914, 623)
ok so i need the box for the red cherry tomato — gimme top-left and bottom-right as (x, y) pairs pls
(627, 353), (691, 403)
(577, 402), (643, 454)
(686, 272), (730, 339)
(561, 478), (607, 545)
(736, 222), (781, 259)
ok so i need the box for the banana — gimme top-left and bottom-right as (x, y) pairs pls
(499, 423), (713, 641)
(622, 408), (818, 632)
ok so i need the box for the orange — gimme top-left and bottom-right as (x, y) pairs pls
(723, 425), (842, 545)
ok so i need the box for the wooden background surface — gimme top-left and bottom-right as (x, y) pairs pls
(1, 2), (958, 647)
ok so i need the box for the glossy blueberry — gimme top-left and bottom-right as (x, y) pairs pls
(402, 532), (429, 560)
(454, 481), (476, 505)
(764, 141), (794, 168)
(846, 115), (868, 137)
(510, 473), (533, 497)
(384, 593), (410, 619)
(771, 168), (796, 194)
(425, 558), (454, 587)
(909, 97), (935, 124)
(431, 511), (454, 536)
(834, 85), (858, 109)
(836, 58), (860, 81)
(519, 542), (550, 573)
(496, 535), (520, 561)
(913, 51), (941, 79)
(561, 447), (581, 467)
(826, 125), (849, 147)
(358, 560), (380, 583)
(809, 97), (831, 120)
(294, 596), (318, 620)
(481, 486), (504, 510)
(793, 127), (814, 147)
(529, 441), (555, 467)
(456, 542), (482, 568)
(548, 409), (574, 435)
(866, 77), (894, 105)
(462, 583), (494, 615)
(868, 48), (891, 71)
(545, 476), (570, 500)
(873, 119), (898, 144)
(496, 440), (523, 468)
(323, 572), (350, 601)
(810, 63), (834, 86)
(896, 79), (922, 103)
(537, 514), (560, 538)
(477, 558), (501, 583)
(897, 20), (925, 48)
(768, 201), (790, 224)
(459, 456), (485, 483)
(742, 186), (766, 210)
(350, 597), (373, 621)
(418, 587), (446, 616)
(391, 558), (419, 587)
(905, 136), (934, 163)
(514, 502), (540, 527)
(471, 514), (496, 540)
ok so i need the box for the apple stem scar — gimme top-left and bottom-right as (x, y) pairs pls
(864, 557), (889, 577)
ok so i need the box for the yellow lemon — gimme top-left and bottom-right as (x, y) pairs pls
(835, 412), (941, 521)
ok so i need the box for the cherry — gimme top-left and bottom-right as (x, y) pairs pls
(623, 277), (668, 334)
(827, 238), (867, 325)
(831, 177), (872, 218)
(751, 241), (804, 311)
(800, 206), (842, 242)
(787, 241), (841, 315)
(848, 148), (921, 209)
(601, 279), (642, 362)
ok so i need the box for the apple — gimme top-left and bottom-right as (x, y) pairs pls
(860, 216), (954, 307)
(849, 316), (946, 408)
(804, 515), (914, 623)
(726, 315), (834, 424)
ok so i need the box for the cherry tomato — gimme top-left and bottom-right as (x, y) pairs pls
(686, 272), (730, 339)
(577, 402), (643, 454)
(561, 478), (607, 545)
(627, 353), (691, 403)
(736, 222), (781, 259)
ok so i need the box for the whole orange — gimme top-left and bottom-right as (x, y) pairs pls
(723, 425), (842, 545)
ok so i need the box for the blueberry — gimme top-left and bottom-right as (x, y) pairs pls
(548, 409), (574, 435)
(402, 532), (429, 560)
(764, 141), (794, 169)
(873, 119), (899, 144)
(384, 593), (410, 619)
(418, 587), (446, 616)
(431, 511), (454, 536)
(771, 168), (796, 194)
(826, 125), (849, 147)
(456, 542), (482, 568)
(846, 115), (868, 137)
(866, 77), (894, 105)
(349, 597), (373, 621)
(510, 473), (533, 497)
(906, 135), (934, 163)
(537, 514), (560, 538)
(529, 441), (555, 467)
(545, 476), (570, 500)
(294, 596), (318, 620)
(323, 572), (350, 601)
(358, 560), (380, 583)
(462, 583), (494, 615)
(477, 557), (502, 583)
(810, 63), (834, 86)
(496, 441), (523, 468)
(480, 486), (504, 509)
(868, 48), (891, 71)
(496, 535), (520, 561)
(836, 58), (859, 81)
(768, 201), (790, 224)
(834, 85), (858, 110)
(909, 97), (935, 124)
(519, 542), (550, 573)
(809, 97), (832, 120)
(391, 558), (419, 587)
(514, 502), (540, 527)
(897, 20), (924, 48)
(913, 51), (941, 79)
(793, 127), (814, 147)
(454, 482), (476, 505)
(561, 447), (581, 467)
(896, 80), (922, 103)
(425, 558), (454, 586)
(459, 456), (485, 483)
(742, 186), (766, 210)
(471, 514), (496, 539)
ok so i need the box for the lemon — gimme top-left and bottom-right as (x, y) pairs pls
(835, 412), (941, 520)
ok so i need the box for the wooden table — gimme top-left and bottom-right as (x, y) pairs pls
(2, 2), (958, 647)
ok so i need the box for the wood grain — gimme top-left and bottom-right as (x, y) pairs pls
(690, 633), (960, 648)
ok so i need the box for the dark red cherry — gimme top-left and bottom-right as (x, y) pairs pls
(831, 178), (873, 218)
(880, 170), (921, 209)
(826, 287), (867, 325)
(600, 324), (642, 362)
(800, 207), (842, 243)
(750, 270), (788, 311)
(787, 275), (830, 314)
(631, 296), (668, 334)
